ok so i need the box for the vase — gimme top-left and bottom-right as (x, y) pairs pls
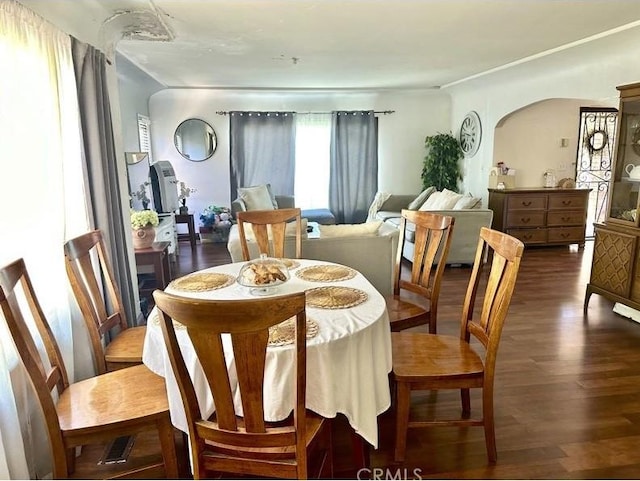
(132, 226), (156, 249)
(179, 205), (189, 215)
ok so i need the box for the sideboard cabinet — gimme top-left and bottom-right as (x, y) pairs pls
(488, 188), (590, 247)
(585, 222), (640, 311)
(585, 81), (640, 312)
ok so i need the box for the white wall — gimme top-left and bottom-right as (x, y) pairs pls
(493, 98), (611, 188)
(148, 89), (450, 223)
(446, 24), (640, 204)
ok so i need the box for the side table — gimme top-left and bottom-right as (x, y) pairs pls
(175, 213), (197, 249)
(134, 241), (171, 304)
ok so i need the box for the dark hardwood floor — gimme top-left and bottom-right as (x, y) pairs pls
(81, 238), (640, 479)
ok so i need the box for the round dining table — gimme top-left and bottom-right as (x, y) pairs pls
(142, 258), (392, 449)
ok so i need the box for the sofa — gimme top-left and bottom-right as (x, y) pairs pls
(227, 221), (399, 295)
(372, 191), (494, 266)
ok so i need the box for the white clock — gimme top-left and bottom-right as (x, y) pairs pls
(459, 111), (482, 157)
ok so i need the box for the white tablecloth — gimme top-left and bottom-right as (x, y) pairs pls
(142, 259), (392, 448)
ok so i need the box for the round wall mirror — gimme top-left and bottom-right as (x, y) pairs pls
(174, 119), (217, 161)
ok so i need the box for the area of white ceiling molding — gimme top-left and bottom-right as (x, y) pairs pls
(100, 8), (174, 47)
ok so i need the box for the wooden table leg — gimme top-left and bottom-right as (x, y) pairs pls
(351, 431), (370, 469)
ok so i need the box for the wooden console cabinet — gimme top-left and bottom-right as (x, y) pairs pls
(488, 188), (591, 247)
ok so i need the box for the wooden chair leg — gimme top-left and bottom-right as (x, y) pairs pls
(583, 286), (593, 315)
(482, 386), (497, 463)
(394, 381), (411, 463)
(157, 416), (179, 478)
(461, 388), (471, 418)
(65, 447), (75, 476)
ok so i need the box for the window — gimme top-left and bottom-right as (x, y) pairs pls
(137, 113), (153, 162)
(294, 113), (331, 209)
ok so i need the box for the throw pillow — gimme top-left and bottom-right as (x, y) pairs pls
(319, 221), (382, 238)
(265, 183), (279, 209)
(419, 189), (463, 210)
(453, 193), (482, 209)
(408, 187), (436, 210)
(238, 185), (276, 211)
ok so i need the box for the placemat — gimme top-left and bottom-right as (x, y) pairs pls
(150, 311), (317, 344)
(169, 272), (235, 292)
(305, 286), (368, 309)
(279, 258), (300, 270)
(268, 317), (319, 346)
(296, 265), (356, 282)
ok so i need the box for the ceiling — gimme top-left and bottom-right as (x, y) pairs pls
(19, 0), (640, 90)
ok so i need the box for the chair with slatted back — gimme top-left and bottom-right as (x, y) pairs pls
(236, 208), (302, 261)
(392, 227), (524, 463)
(385, 209), (455, 333)
(153, 289), (333, 480)
(64, 230), (145, 374)
(0, 258), (179, 479)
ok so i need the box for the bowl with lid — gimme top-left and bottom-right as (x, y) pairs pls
(237, 253), (290, 295)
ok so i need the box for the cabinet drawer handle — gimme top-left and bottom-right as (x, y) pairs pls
(521, 201), (532, 207)
(523, 234), (533, 240)
(560, 233), (570, 238)
(561, 216), (571, 222)
(521, 217), (531, 223)
(562, 200), (572, 206)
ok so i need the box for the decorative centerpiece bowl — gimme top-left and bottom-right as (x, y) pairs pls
(237, 254), (290, 296)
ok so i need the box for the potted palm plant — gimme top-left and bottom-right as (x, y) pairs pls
(422, 132), (463, 192)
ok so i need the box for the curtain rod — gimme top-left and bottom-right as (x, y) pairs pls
(216, 110), (395, 115)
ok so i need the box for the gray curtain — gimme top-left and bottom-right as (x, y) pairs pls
(229, 111), (296, 200)
(329, 111), (378, 223)
(71, 37), (136, 325)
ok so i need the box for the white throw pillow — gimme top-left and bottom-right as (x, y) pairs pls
(419, 189), (463, 210)
(238, 185), (276, 211)
(319, 221), (382, 238)
(408, 187), (436, 210)
(453, 193), (482, 209)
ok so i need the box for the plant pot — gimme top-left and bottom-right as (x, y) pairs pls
(132, 226), (156, 249)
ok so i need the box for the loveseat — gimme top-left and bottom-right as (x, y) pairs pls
(227, 221), (399, 295)
(372, 191), (494, 265)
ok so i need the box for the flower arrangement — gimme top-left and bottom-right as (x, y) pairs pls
(200, 205), (233, 229)
(199, 205), (233, 243)
(130, 209), (159, 230)
(177, 181), (197, 206)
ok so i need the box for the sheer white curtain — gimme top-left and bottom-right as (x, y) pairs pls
(0, 1), (90, 477)
(294, 113), (331, 209)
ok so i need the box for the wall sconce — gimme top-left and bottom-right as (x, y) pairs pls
(125, 152), (149, 165)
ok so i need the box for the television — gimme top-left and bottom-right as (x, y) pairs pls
(149, 161), (178, 213)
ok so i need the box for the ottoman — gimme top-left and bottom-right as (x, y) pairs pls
(301, 208), (336, 225)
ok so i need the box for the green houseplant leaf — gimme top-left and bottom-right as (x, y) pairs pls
(421, 132), (463, 192)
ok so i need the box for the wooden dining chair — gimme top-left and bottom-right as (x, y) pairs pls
(0, 258), (179, 479)
(386, 209), (455, 333)
(236, 207), (302, 260)
(64, 229), (145, 374)
(153, 289), (333, 480)
(392, 227), (524, 463)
